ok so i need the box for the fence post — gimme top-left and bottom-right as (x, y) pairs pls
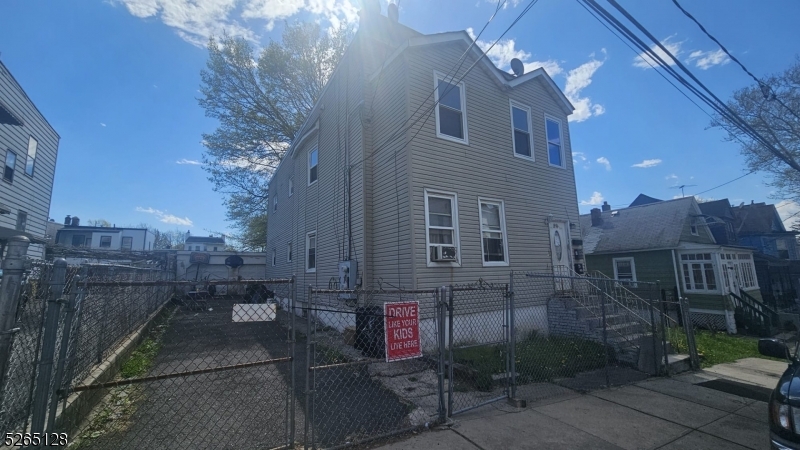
(656, 282), (670, 377)
(31, 258), (67, 434)
(508, 272), (516, 400)
(288, 276), (296, 448)
(680, 296), (700, 370)
(598, 280), (610, 388)
(304, 285), (314, 450)
(648, 284), (659, 375)
(61, 266), (88, 416)
(446, 286), (454, 417)
(436, 286), (446, 423)
(47, 274), (81, 432)
(0, 236), (31, 403)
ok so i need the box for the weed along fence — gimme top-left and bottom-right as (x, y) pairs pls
(0, 241), (699, 450)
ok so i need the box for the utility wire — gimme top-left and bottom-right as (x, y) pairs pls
(669, 0), (800, 123)
(691, 170), (755, 196)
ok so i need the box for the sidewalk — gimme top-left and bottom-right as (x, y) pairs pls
(376, 364), (778, 450)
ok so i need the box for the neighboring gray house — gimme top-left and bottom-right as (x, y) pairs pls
(55, 217), (156, 251)
(265, 7), (581, 303)
(0, 60), (60, 259)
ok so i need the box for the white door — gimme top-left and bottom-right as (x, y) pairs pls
(550, 221), (571, 289)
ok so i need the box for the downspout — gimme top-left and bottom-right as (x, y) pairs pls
(670, 249), (682, 301)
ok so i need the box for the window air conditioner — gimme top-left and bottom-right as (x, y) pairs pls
(430, 245), (457, 262)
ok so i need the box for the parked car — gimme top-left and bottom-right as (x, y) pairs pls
(760, 338), (800, 449)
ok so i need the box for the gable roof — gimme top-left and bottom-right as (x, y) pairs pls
(369, 31), (575, 115)
(698, 199), (734, 221)
(733, 202), (788, 235)
(628, 193), (662, 207)
(579, 197), (702, 254)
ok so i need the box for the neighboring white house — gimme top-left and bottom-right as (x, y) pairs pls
(0, 60), (60, 259)
(184, 233), (226, 252)
(54, 216), (156, 251)
(175, 250), (266, 281)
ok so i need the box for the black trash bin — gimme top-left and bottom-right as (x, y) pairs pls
(355, 306), (385, 358)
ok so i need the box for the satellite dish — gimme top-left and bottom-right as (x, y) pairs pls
(388, 3), (399, 22)
(510, 58), (524, 77)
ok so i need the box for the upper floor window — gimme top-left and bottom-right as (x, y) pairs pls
(479, 199), (508, 266)
(287, 242), (293, 262)
(4, 150), (16, 183)
(15, 211), (27, 232)
(510, 103), (532, 160)
(545, 117), (564, 168)
(308, 148), (318, 185)
(25, 137), (37, 177)
(424, 190), (460, 266)
(100, 236), (112, 248)
(273, 193), (278, 212)
(434, 73), (468, 143)
(289, 177), (294, 197)
(272, 249), (277, 266)
(122, 236), (133, 250)
(71, 235), (85, 247)
(690, 224), (698, 235)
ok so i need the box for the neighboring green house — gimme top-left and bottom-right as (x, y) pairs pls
(579, 197), (762, 332)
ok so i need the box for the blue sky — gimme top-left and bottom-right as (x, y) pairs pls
(1, 0), (799, 236)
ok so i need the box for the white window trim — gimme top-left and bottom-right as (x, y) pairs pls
(306, 231), (317, 273)
(509, 100), (533, 162)
(424, 189), (461, 267)
(690, 224), (698, 236)
(287, 242), (292, 262)
(308, 148), (318, 186)
(678, 253), (721, 293)
(544, 114), (566, 169)
(272, 249), (277, 266)
(433, 71), (469, 145)
(612, 257), (637, 282)
(25, 136), (36, 178)
(477, 197), (509, 267)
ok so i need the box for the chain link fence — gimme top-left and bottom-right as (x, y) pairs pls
(304, 287), (445, 448)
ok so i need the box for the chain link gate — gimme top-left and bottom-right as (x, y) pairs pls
(53, 277), (297, 450)
(445, 283), (512, 416)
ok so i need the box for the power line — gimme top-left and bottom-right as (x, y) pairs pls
(669, 0), (800, 123)
(690, 170), (755, 196)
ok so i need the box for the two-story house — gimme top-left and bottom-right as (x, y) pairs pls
(0, 60), (60, 259)
(54, 216), (156, 251)
(265, 7), (581, 305)
(185, 234), (226, 252)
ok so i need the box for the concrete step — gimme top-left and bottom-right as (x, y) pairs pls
(667, 354), (691, 374)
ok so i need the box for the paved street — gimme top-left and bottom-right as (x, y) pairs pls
(378, 365), (780, 450)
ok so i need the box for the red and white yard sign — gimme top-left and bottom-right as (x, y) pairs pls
(384, 301), (422, 362)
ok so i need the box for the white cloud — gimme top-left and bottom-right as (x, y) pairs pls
(176, 158), (202, 165)
(633, 37), (682, 69)
(596, 156), (611, 171)
(466, 27), (563, 76)
(100, 123), (107, 127)
(632, 159), (662, 168)
(573, 151), (587, 163)
(665, 174), (678, 180)
(580, 191), (604, 206)
(135, 206), (194, 226)
(687, 49), (730, 70)
(112, 0), (359, 47)
(565, 57), (605, 122)
(777, 200), (800, 230)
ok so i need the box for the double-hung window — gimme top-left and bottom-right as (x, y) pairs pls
(434, 73), (467, 143)
(4, 150), (16, 183)
(100, 236), (112, 248)
(25, 137), (37, 177)
(121, 236), (133, 250)
(680, 253), (718, 292)
(273, 193), (278, 212)
(272, 249), (277, 266)
(424, 190), (460, 265)
(71, 235), (85, 247)
(287, 242), (292, 262)
(308, 148), (318, 185)
(289, 177), (294, 197)
(545, 116), (564, 168)
(306, 232), (316, 272)
(15, 211), (27, 232)
(613, 257), (637, 284)
(510, 102), (532, 159)
(478, 199), (508, 265)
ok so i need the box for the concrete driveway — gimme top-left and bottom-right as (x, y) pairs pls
(378, 364), (777, 450)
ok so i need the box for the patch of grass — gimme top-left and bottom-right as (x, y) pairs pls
(451, 335), (607, 391)
(668, 327), (784, 368)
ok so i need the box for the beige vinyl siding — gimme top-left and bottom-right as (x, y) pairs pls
(367, 54), (412, 288)
(0, 63), (59, 259)
(403, 41), (580, 288)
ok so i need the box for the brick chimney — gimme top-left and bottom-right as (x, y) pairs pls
(591, 208), (603, 227)
(602, 201), (611, 212)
